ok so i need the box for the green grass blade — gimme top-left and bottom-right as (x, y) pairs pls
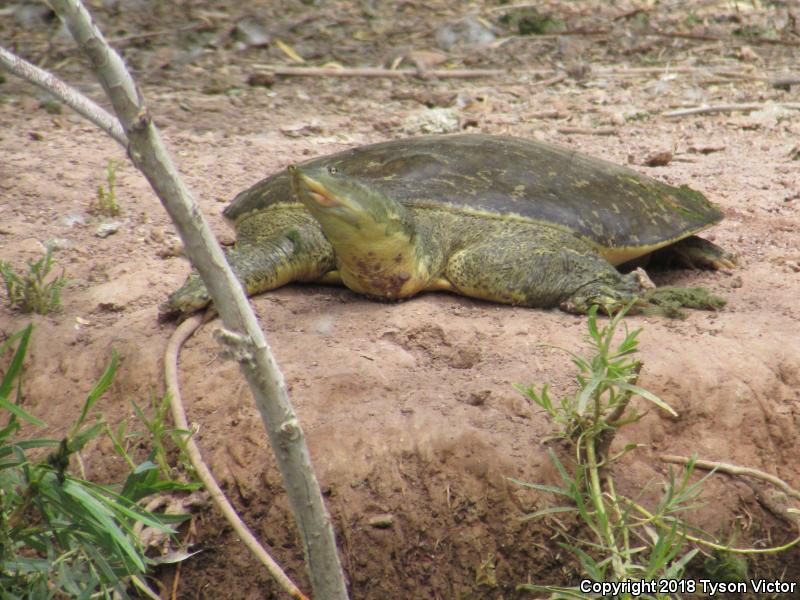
(73, 350), (118, 432)
(616, 382), (677, 416)
(521, 505), (579, 521)
(0, 325), (44, 427)
(60, 479), (147, 572)
(0, 397), (45, 427)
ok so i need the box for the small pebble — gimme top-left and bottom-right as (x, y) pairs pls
(368, 514), (394, 529)
(96, 221), (123, 238)
(45, 237), (71, 250)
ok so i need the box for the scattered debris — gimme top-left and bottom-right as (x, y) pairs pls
(233, 17), (271, 48)
(274, 38), (304, 63)
(772, 74), (800, 90)
(397, 49), (449, 70)
(253, 66), (503, 80)
(61, 213), (87, 227)
(663, 102), (800, 118)
(13, 2), (54, 29)
(644, 150), (673, 167)
(45, 237), (71, 250)
(391, 89), (456, 108)
(435, 16), (496, 51)
(499, 7), (565, 36)
(403, 107), (460, 134)
(464, 389), (491, 406)
(247, 72), (276, 88)
(367, 514), (394, 529)
(688, 145), (726, 154)
(557, 126), (617, 136)
(280, 121), (324, 138)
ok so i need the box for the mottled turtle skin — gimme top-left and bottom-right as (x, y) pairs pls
(164, 134), (733, 316)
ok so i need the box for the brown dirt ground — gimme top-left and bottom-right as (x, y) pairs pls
(2, 1), (799, 598)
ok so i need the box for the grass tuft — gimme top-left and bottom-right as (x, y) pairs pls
(0, 247), (68, 314)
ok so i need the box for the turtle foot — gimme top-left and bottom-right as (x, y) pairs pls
(638, 286), (726, 319)
(159, 273), (211, 321)
(653, 236), (736, 270)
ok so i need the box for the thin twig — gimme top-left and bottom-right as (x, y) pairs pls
(0, 46), (126, 145)
(629, 498), (800, 554)
(663, 102), (800, 118)
(772, 75), (800, 88)
(557, 126), (617, 136)
(107, 21), (213, 45)
(660, 454), (800, 501)
(165, 314), (310, 600)
(650, 28), (800, 48)
(254, 65), (504, 79)
(530, 72), (567, 87)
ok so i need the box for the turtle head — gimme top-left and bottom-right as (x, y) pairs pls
(289, 163), (428, 298)
(289, 164), (410, 231)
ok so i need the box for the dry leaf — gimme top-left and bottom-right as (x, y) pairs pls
(274, 38), (304, 63)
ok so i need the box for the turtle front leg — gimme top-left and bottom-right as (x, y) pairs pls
(161, 209), (337, 318)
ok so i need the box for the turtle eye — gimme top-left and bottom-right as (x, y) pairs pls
(327, 166), (338, 176)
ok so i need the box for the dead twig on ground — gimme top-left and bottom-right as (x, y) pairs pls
(530, 72), (567, 87)
(557, 126), (617, 136)
(772, 75), (800, 88)
(664, 102), (800, 118)
(529, 109), (568, 119)
(660, 454), (800, 502)
(650, 28), (800, 48)
(254, 65), (504, 79)
(107, 21), (214, 45)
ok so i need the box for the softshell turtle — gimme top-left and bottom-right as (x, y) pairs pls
(164, 134), (733, 317)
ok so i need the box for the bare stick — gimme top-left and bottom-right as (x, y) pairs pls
(530, 72), (567, 87)
(0, 46), (126, 145)
(557, 126), (617, 136)
(165, 315), (309, 600)
(772, 75), (800, 88)
(107, 21), (213, 45)
(660, 454), (800, 501)
(46, 1), (349, 597)
(650, 28), (800, 48)
(254, 65), (504, 79)
(664, 102), (800, 118)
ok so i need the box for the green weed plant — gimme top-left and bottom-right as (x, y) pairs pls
(95, 159), (121, 217)
(0, 324), (199, 598)
(513, 306), (707, 599)
(0, 247), (68, 315)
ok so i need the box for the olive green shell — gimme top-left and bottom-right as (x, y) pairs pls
(224, 134), (722, 250)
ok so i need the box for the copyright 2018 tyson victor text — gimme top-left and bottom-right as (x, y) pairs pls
(580, 578), (796, 597)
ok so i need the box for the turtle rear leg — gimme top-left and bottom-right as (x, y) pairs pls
(440, 232), (642, 314)
(440, 227), (726, 317)
(651, 235), (736, 270)
(161, 208), (336, 318)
